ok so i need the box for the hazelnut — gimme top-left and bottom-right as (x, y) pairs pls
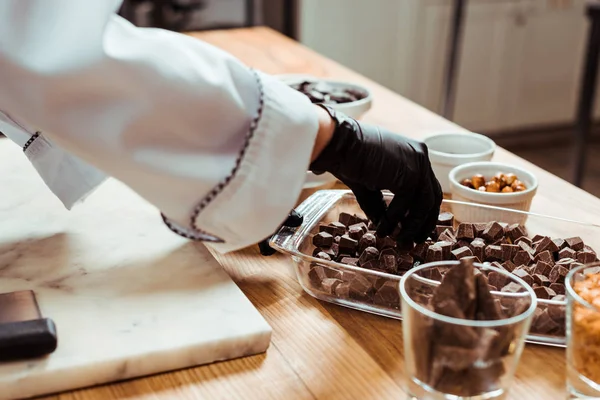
(471, 174), (485, 189)
(461, 178), (475, 189)
(514, 184), (527, 192)
(504, 173), (517, 186)
(485, 181), (501, 193)
(502, 186), (514, 193)
(478, 186), (487, 192)
(493, 173), (507, 188)
(511, 180), (524, 190)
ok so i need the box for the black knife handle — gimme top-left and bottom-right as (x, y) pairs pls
(0, 318), (58, 361)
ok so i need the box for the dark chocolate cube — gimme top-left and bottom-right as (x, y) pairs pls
(426, 245), (443, 263)
(313, 232), (334, 248)
(348, 225), (364, 240)
(535, 236), (559, 255)
(515, 236), (532, 247)
(339, 234), (358, 255)
(319, 224), (336, 235)
(334, 282), (351, 298)
(553, 238), (567, 251)
(438, 229), (457, 244)
(340, 257), (359, 266)
(565, 237), (584, 251)
(513, 250), (533, 266)
(484, 245), (503, 261)
(549, 283), (565, 295)
(329, 222), (347, 236)
(376, 235), (396, 250)
(473, 223), (488, 238)
(533, 286), (556, 300)
(502, 260), (516, 272)
(469, 238), (486, 263)
(349, 274), (374, 300)
(451, 246), (473, 260)
(577, 250), (597, 264)
(512, 268), (533, 286)
(437, 212), (454, 226)
(397, 254), (414, 271)
(518, 241), (535, 256)
(358, 247), (379, 266)
(338, 212), (354, 227)
(533, 274), (551, 287)
(456, 223), (475, 240)
(308, 265), (328, 286)
(349, 222), (368, 235)
(533, 261), (553, 277)
(410, 242), (429, 262)
(506, 223), (527, 242)
(532, 234), (545, 243)
(534, 250), (555, 266)
(358, 233), (377, 254)
(559, 247), (577, 260)
(433, 225), (448, 240)
(549, 265), (569, 284)
(482, 222), (504, 242)
(321, 278), (343, 295)
(501, 244), (519, 262)
(373, 281), (400, 308)
(381, 254), (398, 274)
(436, 241), (454, 260)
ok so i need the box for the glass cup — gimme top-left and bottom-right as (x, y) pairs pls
(566, 262), (600, 399)
(400, 261), (537, 400)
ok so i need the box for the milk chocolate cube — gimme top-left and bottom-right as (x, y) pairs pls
(339, 234), (358, 255)
(426, 245), (443, 263)
(549, 265), (569, 284)
(513, 250), (533, 266)
(565, 236), (584, 251)
(533, 286), (556, 299)
(535, 237), (559, 255)
(483, 222), (504, 242)
(410, 242), (429, 262)
(533, 261), (553, 276)
(577, 250), (596, 264)
(455, 223), (475, 240)
(512, 268), (533, 286)
(451, 246), (473, 260)
(534, 250), (554, 266)
(506, 223), (527, 242)
(358, 233), (377, 253)
(437, 212), (454, 226)
(340, 257), (359, 266)
(533, 274), (550, 287)
(550, 284), (566, 295)
(329, 222), (347, 236)
(501, 244), (519, 262)
(436, 241), (454, 259)
(313, 232), (334, 248)
(321, 278), (342, 295)
(469, 238), (486, 262)
(515, 236), (533, 247)
(559, 247), (577, 260)
(485, 245), (503, 261)
(358, 246), (379, 266)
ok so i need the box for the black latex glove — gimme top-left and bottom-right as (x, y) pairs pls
(310, 105), (442, 244)
(258, 210), (304, 255)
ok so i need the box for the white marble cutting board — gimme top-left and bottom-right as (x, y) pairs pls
(0, 141), (272, 399)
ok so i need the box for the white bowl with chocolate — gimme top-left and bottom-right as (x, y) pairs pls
(449, 162), (538, 223)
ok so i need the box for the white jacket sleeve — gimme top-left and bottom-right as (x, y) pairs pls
(0, 0), (318, 252)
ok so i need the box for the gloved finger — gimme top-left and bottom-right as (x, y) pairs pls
(376, 190), (414, 237)
(283, 209), (303, 228)
(398, 175), (443, 243)
(258, 238), (277, 256)
(346, 182), (387, 225)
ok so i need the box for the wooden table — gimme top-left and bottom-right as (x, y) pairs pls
(42, 27), (597, 400)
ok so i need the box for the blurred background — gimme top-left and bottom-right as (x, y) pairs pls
(117, 0), (598, 195)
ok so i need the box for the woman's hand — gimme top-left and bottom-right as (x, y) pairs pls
(310, 105), (442, 244)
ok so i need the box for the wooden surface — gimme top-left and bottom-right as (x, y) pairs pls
(41, 27), (594, 400)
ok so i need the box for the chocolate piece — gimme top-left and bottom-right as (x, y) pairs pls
(451, 246), (473, 260)
(501, 282), (522, 293)
(349, 274), (373, 300)
(319, 224), (336, 235)
(552, 294), (566, 302)
(313, 232), (334, 248)
(553, 238), (568, 251)
(381, 254), (398, 275)
(548, 303), (566, 323)
(533, 261), (551, 276)
(484, 245), (503, 261)
(558, 247), (577, 260)
(577, 250), (597, 264)
(532, 234), (545, 243)
(473, 223), (488, 238)
(513, 250), (533, 266)
(338, 212), (354, 227)
(358, 247), (379, 266)
(340, 257), (359, 266)
(360, 260), (381, 270)
(379, 247), (397, 258)
(438, 229), (457, 244)
(436, 241), (454, 259)
(512, 268), (533, 286)
(321, 278), (342, 295)
(533, 274), (550, 287)
(324, 267), (343, 280)
(315, 252), (332, 261)
(432, 258), (477, 319)
(334, 282), (351, 298)
(334, 235), (341, 244)
(501, 244), (519, 262)
(456, 223), (475, 240)
(534, 250), (554, 266)
(339, 234), (358, 255)
(565, 236), (584, 251)
(397, 254), (414, 271)
(430, 267), (443, 281)
(432, 225), (448, 240)
(475, 274), (503, 320)
(515, 236), (533, 246)
(518, 241), (535, 256)
(501, 260), (516, 272)
(584, 244), (597, 256)
(437, 212), (454, 226)
(534, 236), (559, 255)
(426, 245), (443, 263)
(549, 283), (565, 295)
(358, 233), (377, 254)
(533, 286), (556, 299)
(532, 309), (559, 334)
(556, 257), (576, 269)
(376, 235), (396, 250)
(373, 281), (400, 307)
(348, 225), (364, 240)
(549, 265), (569, 284)
(410, 242), (428, 262)
(482, 222), (504, 242)
(329, 221), (347, 236)
(469, 238), (486, 262)
(308, 265), (328, 286)
(506, 224), (527, 242)
(488, 271), (507, 289)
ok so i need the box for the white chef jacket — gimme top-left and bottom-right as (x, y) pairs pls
(0, 0), (318, 253)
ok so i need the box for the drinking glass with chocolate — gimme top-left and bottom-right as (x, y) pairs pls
(566, 263), (600, 398)
(400, 258), (537, 399)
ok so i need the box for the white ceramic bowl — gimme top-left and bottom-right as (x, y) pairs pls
(424, 132), (496, 193)
(449, 162), (538, 224)
(278, 74), (373, 189)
